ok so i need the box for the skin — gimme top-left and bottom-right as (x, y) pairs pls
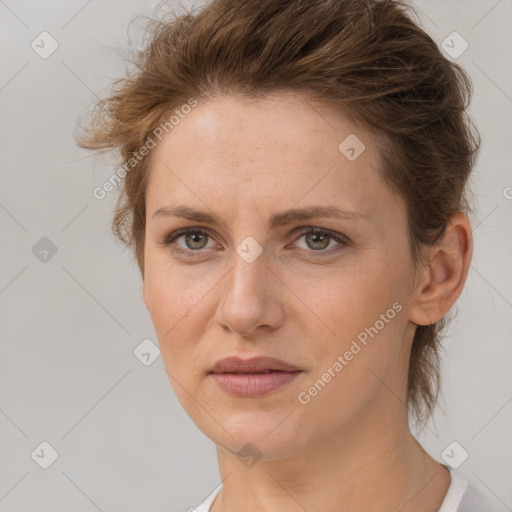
(142, 91), (472, 512)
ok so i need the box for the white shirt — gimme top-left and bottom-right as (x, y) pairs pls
(192, 467), (506, 512)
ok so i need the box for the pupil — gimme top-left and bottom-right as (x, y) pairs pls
(308, 233), (329, 250)
(187, 233), (207, 249)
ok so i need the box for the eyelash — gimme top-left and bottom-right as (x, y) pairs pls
(159, 227), (349, 258)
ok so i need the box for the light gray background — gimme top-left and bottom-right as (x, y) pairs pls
(0, 0), (511, 511)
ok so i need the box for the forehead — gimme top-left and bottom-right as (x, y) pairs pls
(153, 92), (369, 165)
(145, 92), (397, 223)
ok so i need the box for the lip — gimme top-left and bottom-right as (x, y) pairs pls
(209, 356), (303, 397)
(211, 356), (301, 374)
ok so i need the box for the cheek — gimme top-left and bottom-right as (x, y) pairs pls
(143, 270), (208, 408)
(142, 246), (241, 391)
(145, 254), (198, 321)
(297, 256), (405, 339)
(296, 297), (408, 430)
(299, 253), (410, 385)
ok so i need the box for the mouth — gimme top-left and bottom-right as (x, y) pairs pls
(210, 355), (301, 374)
(209, 356), (303, 397)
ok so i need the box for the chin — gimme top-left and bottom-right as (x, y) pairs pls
(204, 408), (308, 460)
(216, 434), (304, 463)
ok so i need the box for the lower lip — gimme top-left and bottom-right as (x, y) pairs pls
(211, 371), (302, 397)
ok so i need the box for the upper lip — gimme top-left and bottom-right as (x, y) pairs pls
(210, 356), (301, 374)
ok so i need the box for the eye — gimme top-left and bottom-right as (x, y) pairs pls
(159, 226), (349, 258)
(159, 227), (218, 257)
(291, 227), (348, 256)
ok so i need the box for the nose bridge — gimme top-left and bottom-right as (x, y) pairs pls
(217, 196), (277, 295)
(228, 240), (268, 298)
(215, 238), (280, 336)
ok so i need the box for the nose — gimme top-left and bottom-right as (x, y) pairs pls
(214, 251), (285, 339)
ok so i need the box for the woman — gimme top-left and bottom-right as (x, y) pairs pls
(78, 0), (500, 510)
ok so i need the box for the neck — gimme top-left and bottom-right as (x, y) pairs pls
(211, 401), (450, 512)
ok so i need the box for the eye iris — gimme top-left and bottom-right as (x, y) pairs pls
(186, 232), (208, 250)
(306, 232), (330, 250)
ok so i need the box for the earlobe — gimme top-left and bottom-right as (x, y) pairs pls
(408, 212), (473, 326)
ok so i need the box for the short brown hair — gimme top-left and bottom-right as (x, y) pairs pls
(77, 0), (480, 428)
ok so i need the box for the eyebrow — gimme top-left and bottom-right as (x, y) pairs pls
(151, 205), (369, 230)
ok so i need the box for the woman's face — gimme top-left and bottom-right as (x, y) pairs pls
(143, 91), (418, 458)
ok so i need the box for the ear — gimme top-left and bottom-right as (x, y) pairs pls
(408, 212), (473, 326)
